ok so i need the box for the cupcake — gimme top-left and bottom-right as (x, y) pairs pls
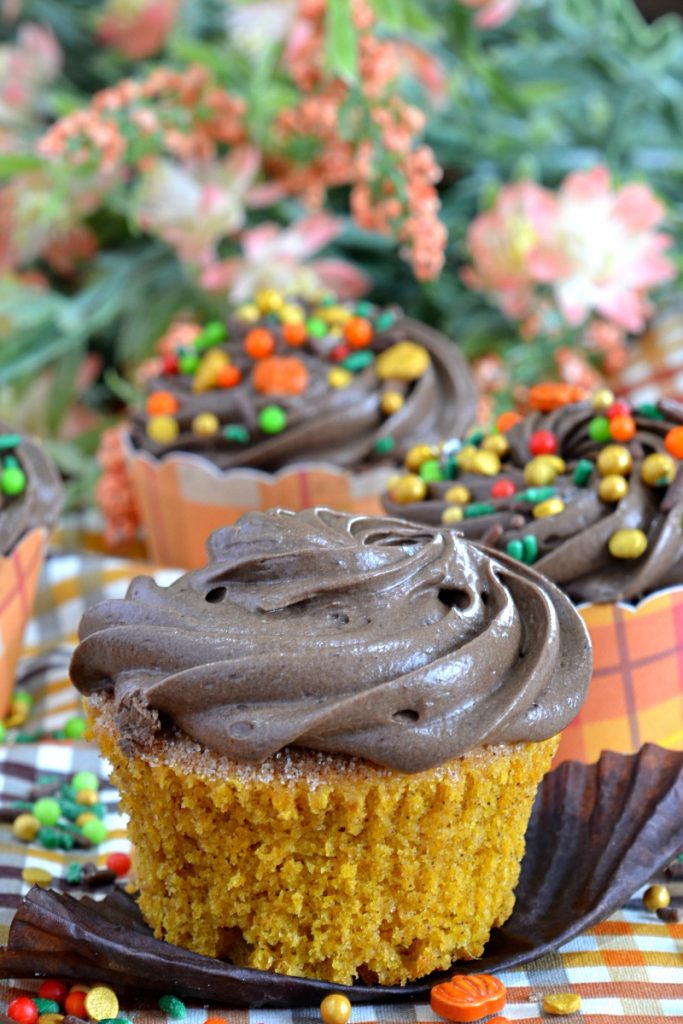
(0, 426), (63, 713)
(382, 390), (683, 762)
(119, 291), (477, 568)
(71, 508), (591, 986)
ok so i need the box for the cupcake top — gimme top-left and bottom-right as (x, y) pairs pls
(71, 507), (591, 773)
(129, 292), (476, 471)
(0, 426), (64, 556)
(383, 390), (683, 603)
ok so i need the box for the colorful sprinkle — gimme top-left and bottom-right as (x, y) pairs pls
(146, 415), (179, 445)
(372, 436), (395, 454)
(533, 497), (565, 519)
(596, 445), (633, 477)
(608, 528), (648, 559)
(641, 452), (676, 486)
(191, 412), (220, 438)
(146, 391), (178, 416)
(464, 502), (496, 518)
(572, 459), (594, 486)
(244, 327), (275, 359)
(344, 316), (373, 348)
(375, 341), (430, 381)
(216, 364), (242, 389)
(588, 416), (611, 443)
(258, 405), (288, 435)
(496, 410), (522, 432)
(491, 479), (516, 499)
(665, 426), (683, 460)
(342, 349), (375, 373)
(444, 485), (471, 504)
(528, 429), (558, 456)
(420, 458), (443, 483)
(598, 475), (629, 503)
(609, 414), (636, 442)
(252, 356), (309, 396)
(390, 474), (428, 504)
(522, 534), (538, 564)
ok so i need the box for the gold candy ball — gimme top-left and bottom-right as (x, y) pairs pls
(280, 303), (305, 325)
(405, 444), (438, 472)
(542, 993), (582, 1016)
(328, 368), (352, 390)
(12, 813), (40, 842)
(643, 884), (670, 911)
(444, 485), (471, 505)
(533, 497), (565, 519)
(608, 528), (648, 559)
(592, 388), (615, 410)
(381, 391), (405, 415)
(482, 433), (509, 457)
(75, 788), (99, 806)
(320, 994), (352, 1024)
(442, 506), (464, 524)
(146, 414), (179, 445)
(235, 302), (260, 322)
(84, 985), (119, 1022)
(255, 288), (284, 313)
(390, 474), (428, 504)
(597, 444), (633, 477)
(456, 445), (478, 472)
(524, 456), (557, 487)
(641, 452), (676, 487)
(598, 474), (629, 503)
(546, 455), (567, 473)
(471, 450), (501, 476)
(191, 412), (220, 438)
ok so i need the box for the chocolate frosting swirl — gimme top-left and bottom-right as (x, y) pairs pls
(0, 425), (64, 555)
(383, 400), (683, 603)
(71, 508), (591, 773)
(130, 308), (476, 471)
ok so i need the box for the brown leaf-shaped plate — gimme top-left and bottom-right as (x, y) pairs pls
(0, 743), (682, 1007)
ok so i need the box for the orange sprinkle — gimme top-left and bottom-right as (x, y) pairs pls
(528, 382), (589, 412)
(216, 364), (242, 389)
(252, 356), (309, 396)
(344, 316), (373, 349)
(283, 322), (308, 347)
(610, 414), (636, 442)
(665, 425), (683, 459)
(244, 327), (276, 360)
(146, 390), (178, 416)
(430, 973), (506, 1023)
(496, 410), (523, 433)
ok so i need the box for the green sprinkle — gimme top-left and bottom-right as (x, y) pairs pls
(341, 349), (374, 373)
(306, 317), (327, 339)
(91, 802), (107, 820)
(196, 321), (226, 349)
(34, 999), (60, 1014)
(465, 429), (485, 446)
(506, 539), (524, 561)
(443, 457), (458, 480)
(635, 402), (664, 421)
(419, 458), (443, 483)
(517, 486), (556, 504)
(38, 826), (62, 849)
(33, 798), (61, 827)
(178, 352), (199, 375)
(10, 800), (33, 811)
(16, 731), (43, 743)
(522, 534), (539, 564)
(60, 800), (82, 822)
(373, 436), (395, 455)
(588, 416), (611, 443)
(573, 459), (594, 487)
(57, 830), (75, 851)
(258, 405), (287, 435)
(158, 995), (187, 1020)
(0, 434), (22, 450)
(100, 1019), (134, 1024)
(3, 455), (18, 469)
(66, 862), (83, 884)
(64, 716), (87, 740)
(374, 310), (395, 330)
(223, 424), (250, 444)
(355, 301), (374, 318)
(0, 722), (6, 743)
(59, 784), (77, 802)
(13, 691), (33, 709)
(464, 502), (496, 518)
(81, 818), (108, 845)
(72, 770), (98, 792)
(1, 466), (26, 496)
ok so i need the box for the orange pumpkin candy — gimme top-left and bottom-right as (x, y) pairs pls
(430, 973), (507, 1022)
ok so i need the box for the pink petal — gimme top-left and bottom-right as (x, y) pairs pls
(312, 258), (370, 299)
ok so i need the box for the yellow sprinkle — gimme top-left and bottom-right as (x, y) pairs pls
(455, 445), (478, 472)
(524, 456), (557, 487)
(319, 304), (351, 325)
(76, 812), (96, 828)
(235, 302), (260, 322)
(75, 789), (99, 807)
(591, 388), (614, 410)
(597, 444), (632, 477)
(608, 528), (648, 559)
(442, 506), (464, 525)
(405, 444), (438, 472)
(641, 452), (676, 487)
(481, 433), (509, 457)
(542, 992), (582, 1015)
(84, 985), (119, 1022)
(279, 303), (305, 325)
(376, 341), (431, 382)
(38, 1015), (64, 1024)
(380, 391), (405, 415)
(533, 497), (565, 519)
(390, 474), (428, 504)
(12, 813), (40, 842)
(255, 288), (283, 313)
(192, 349), (229, 393)
(444, 485), (471, 505)
(147, 414), (179, 445)
(598, 474), (629, 503)
(22, 867), (53, 886)
(546, 455), (567, 473)
(471, 450), (501, 476)
(191, 412), (220, 438)
(328, 368), (352, 390)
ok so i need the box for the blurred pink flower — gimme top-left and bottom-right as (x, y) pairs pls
(201, 214), (369, 301)
(98, 0), (181, 59)
(550, 167), (675, 332)
(0, 23), (61, 126)
(462, 181), (559, 318)
(459, 0), (521, 29)
(134, 148), (261, 264)
(227, 1), (296, 54)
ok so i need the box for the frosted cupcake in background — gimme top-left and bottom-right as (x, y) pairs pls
(71, 508), (591, 986)
(112, 290), (477, 568)
(0, 426), (63, 714)
(382, 385), (683, 762)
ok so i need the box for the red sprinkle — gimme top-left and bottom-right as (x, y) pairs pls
(38, 980), (67, 1006)
(528, 429), (557, 456)
(106, 851), (132, 878)
(607, 400), (631, 419)
(330, 344), (351, 363)
(161, 353), (179, 375)
(491, 479), (516, 499)
(7, 998), (38, 1024)
(64, 992), (87, 1018)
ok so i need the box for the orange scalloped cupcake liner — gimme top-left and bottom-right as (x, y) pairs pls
(0, 526), (47, 717)
(123, 435), (393, 569)
(554, 587), (683, 765)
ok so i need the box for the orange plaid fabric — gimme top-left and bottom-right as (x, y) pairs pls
(0, 528), (47, 720)
(556, 590), (683, 765)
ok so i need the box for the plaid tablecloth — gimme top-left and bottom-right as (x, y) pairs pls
(0, 550), (681, 1023)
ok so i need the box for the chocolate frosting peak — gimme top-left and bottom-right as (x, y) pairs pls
(0, 425), (64, 555)
(71, 509), (591, 772)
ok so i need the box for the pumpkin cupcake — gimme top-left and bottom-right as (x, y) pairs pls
(71, 508), (591, 985)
